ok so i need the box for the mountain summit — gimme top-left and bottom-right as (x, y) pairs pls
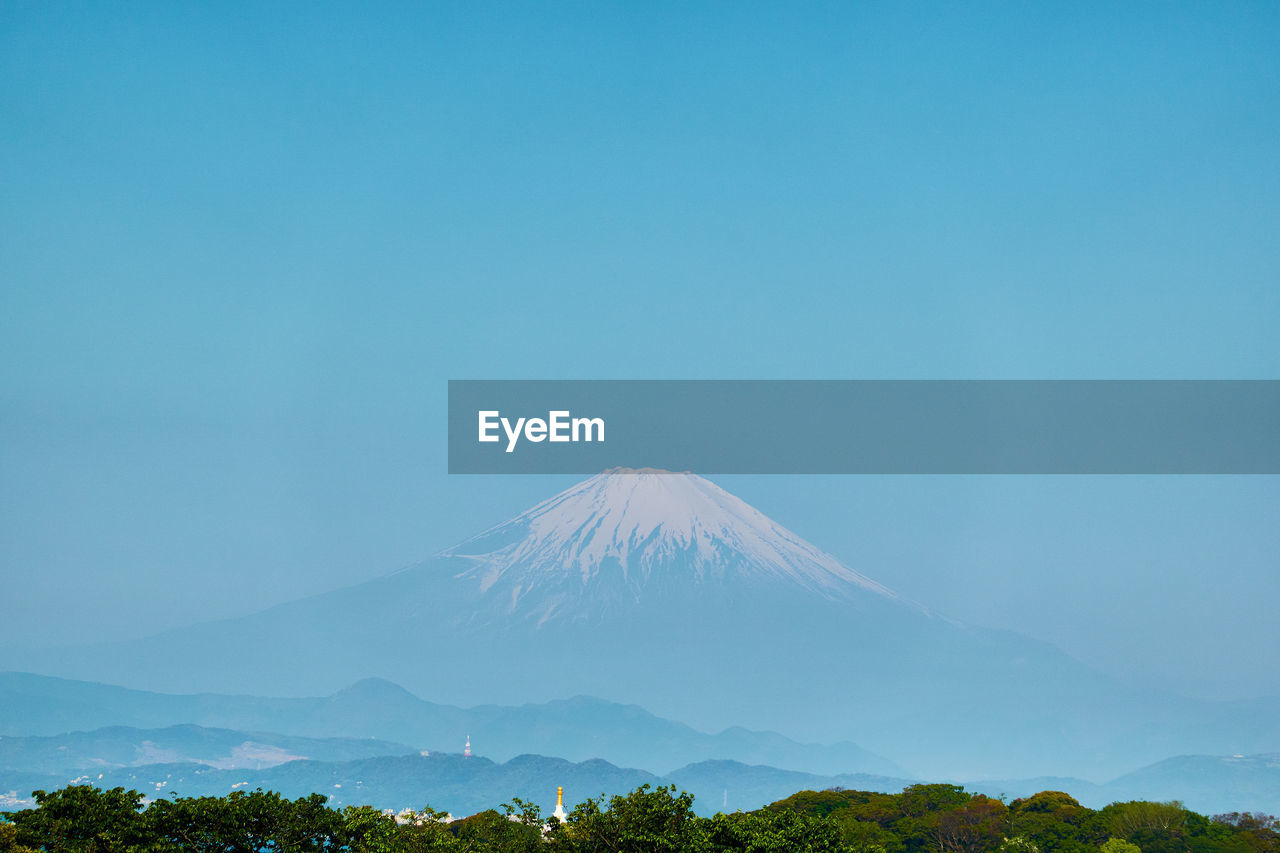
(440, 468), (908, 627)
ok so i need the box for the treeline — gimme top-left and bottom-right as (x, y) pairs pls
(767, 786), (1279, 853)
(2, 782), (1278, 853)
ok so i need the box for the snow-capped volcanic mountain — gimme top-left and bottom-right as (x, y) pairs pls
(16, 469), (1280, 780)
(440, 468), (911, 627)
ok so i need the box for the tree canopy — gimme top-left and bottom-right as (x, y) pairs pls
(2, 783), (1276, 853)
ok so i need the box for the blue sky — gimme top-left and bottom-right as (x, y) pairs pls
(2, 2), (1277, 699)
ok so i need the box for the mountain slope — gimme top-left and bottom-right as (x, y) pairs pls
(1102, 753), (1280, 815)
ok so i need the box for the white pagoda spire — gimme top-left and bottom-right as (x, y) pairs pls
(464, 734), (471, 759)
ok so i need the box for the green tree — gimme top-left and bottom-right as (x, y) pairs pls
(705, 808), (845, 853)
(894, 785), (973, 853)
(394, 805), (461, 853)
(340, 805), (403, 853)
(1000, 837), (1041, 853)
(1100, 839), (1141, 853)
(935, 796), (1007, 853)
(0, 821), (39, 853)
(144, 789), (346, 853)
(900, 786), (973, 820)
(5, 786), (150, 853)
(1102, 802), (1186, 840)
(550, 784), (707, 853)
(1008, 792), (1092, 853)
(1098, 802), (1192, 853)
(832, 815), (901, 853)
(450, 805), (541, 853)
(1216, 815), (1279, 853)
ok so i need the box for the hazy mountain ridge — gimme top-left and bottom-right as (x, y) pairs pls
(0, 723), (416, 774)
(2, 672), (1277, 818)
(0, 673), (903, 777)
(4, 746), (1278, 819)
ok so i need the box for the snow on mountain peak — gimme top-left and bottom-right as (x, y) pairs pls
(441, 469), (906, 620)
